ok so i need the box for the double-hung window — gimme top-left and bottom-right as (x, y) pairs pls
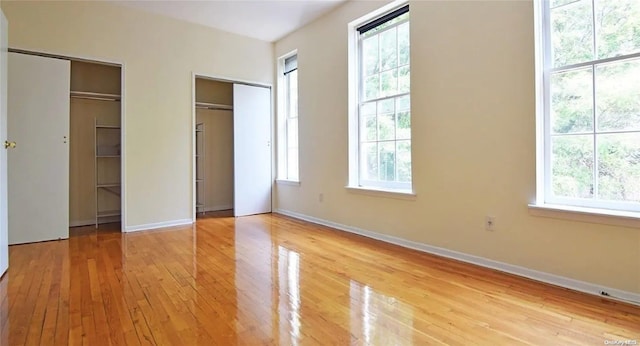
(350, 3), (411, 192)
(536, 0), (640, 212)
(278, 53), (299, 182)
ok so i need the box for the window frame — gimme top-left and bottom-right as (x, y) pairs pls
(347, 0), (413, 194)
(534, 0), (640, 213)
(277, 50), (300, 183)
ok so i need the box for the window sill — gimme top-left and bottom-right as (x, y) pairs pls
(528, 203), (640, 229)
(276, 179), (301, 187)
(345, 186), (416, 200)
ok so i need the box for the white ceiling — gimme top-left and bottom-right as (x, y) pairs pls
(116, 0), (347, 42)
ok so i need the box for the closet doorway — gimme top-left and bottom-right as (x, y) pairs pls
(194, 77), (235, 217)
(192, 75), (272, 219)
(69, 61), (123, 229)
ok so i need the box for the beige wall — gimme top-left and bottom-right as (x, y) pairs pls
(274, 0), (640, 294)
(1, 1), (274, 228)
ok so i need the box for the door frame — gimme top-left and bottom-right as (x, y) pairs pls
(191, 72), (274, 222)
(8, 48), (127, 230)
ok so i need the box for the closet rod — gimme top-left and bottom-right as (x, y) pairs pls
(195, 106), (233, 111)
(195, 102), (233, 111)
(70, 91), (121, 102)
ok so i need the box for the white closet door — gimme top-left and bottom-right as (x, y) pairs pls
(0, 10), (8, 276)
(8, 52), (70, 245)
(233, 84), (272, 217)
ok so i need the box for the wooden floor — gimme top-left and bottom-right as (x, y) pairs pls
(0, 214), (639, 345)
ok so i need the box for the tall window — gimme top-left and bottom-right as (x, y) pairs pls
(538, 0), (640, 212)
(278, 53), (299, 182)
(350, 4), (411, 191)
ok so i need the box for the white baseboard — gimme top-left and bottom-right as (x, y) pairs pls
(198, 204), (233, 213)
(124, 218), (193, 233)
(275, 208), (640, 306)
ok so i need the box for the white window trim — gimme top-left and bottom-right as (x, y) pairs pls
(347, 0), (413, 196)
(528, 203), (640, 229)
(277, 49), (300, 183)
(531, 0), (640, 221)
(276, 179), (301, 187)
(346, 185), (416, 200)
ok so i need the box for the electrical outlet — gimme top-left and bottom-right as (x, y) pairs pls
(319, 193), (324, 202)
(485, 216), (496, 231)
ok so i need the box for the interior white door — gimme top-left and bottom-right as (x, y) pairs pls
(0, 10), (8, 276)
(8, 52), (70, 245)
(233, 84), (272, 217)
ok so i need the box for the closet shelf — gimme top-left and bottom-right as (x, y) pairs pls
(97, 155), (120, 158)
(71, 91), (121, 102)
(96, 124), (121, 129)
(195, 102), (233, 110)
(97, 185), (121, 196)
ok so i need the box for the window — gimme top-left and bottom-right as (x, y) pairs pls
(278, 53), (299, 182)
(349, 3), (411, 192)
(536, 0), (640, 212)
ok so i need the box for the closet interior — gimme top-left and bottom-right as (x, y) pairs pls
(69, 61), (122, 228)
(195, 77), (234, 216)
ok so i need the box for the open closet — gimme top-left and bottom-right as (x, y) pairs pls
(7, 51), (123, 245)
(193, 76), (272, 219)
(194, 78), (235, 216)
(70, 61), (122, 228)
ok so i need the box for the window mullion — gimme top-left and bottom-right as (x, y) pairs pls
(377, 34), (382, 103)
(284, 74), (290, 179)
(363, 92), (410, 104)
(592, 63), (598, 200)
(592, 0), (597, 61)
(358, 32), (364, 184)
(591, 0), (598, 200)
(551, 52), (640, 73)
(543, 0), (553, 203)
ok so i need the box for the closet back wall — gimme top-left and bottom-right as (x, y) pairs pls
(1, 1), (274, 229)
(70, 61), (121, 226)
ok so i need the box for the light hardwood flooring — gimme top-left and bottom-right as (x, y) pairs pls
(0, 213), (638, 345)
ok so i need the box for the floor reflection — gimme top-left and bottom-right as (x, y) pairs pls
(234, 216), (274, 343)
(277, 245), (301, 346)
(350, 281), (414, 345)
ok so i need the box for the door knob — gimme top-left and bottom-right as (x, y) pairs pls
(4, 141), (16, 149)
